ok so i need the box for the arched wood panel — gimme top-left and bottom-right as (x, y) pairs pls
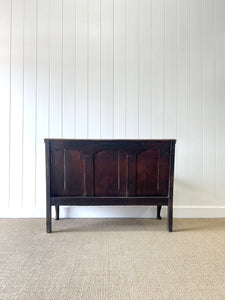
(94, 150), (127, 196)
(136, 149), (170, 196)
(51, 149), (85, 196)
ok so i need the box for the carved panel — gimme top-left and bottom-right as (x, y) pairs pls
(64, 150), (85, 196)
(136, 149), (170, 196)
(51, 149), (85, 196)
(50, 149), (64, 196)
(136, 149), (159, 196)
(94, 150), (127, 196)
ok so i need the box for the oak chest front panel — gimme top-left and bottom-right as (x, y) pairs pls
(45, 139), (176, 232)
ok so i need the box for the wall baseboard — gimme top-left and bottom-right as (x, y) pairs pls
(0, 206), (224, 218)
(173, 206), (225, 218)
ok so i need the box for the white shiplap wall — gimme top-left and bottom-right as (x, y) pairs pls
(0, 0), (225, 218)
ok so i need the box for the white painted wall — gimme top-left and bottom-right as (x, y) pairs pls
(0, 0), (225, 218)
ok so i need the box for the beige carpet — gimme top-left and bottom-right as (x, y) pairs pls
(0, 218), (225, 300)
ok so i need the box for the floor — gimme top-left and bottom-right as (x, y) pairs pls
(0, 218), (225, 299)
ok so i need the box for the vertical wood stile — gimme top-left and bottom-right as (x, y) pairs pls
(45, 139), (52, 233)
(168, 141), (176, 232)
(127, 153), (136, 196)
(85, 154), (94, 196)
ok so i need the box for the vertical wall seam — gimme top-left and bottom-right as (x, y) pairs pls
(151, 0), (153, 138)
(163, 0), (165, 138)
(48, 0), (50, 137)
(74, 0), (76, 138)
(100, 0), (102, 138)
(125, 0), (127, 138)
(189, 0), (191, 206)
(214, 0), (217, 200)
(8, 0), (13, 208)
(87, 0), (89, 138)
(21, 0), (25, 208)
(150, 0), (152, 139)
(137, 0), (140, 138)
(34, 0), (38, 208)
(201, 0), (204, 202)
(175, 0), (178, 140)
(175, 0), (179, 205)
(61, 0), (64, 138)
(113, 0), (115, 138)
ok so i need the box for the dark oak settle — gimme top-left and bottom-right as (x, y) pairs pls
(45, 139), (176, 233)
